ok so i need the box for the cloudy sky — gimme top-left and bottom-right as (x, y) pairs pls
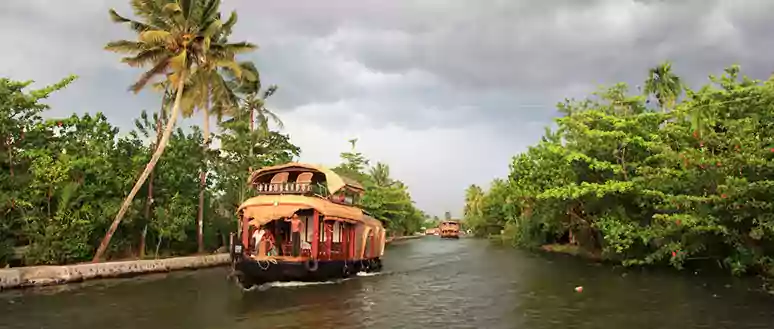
(2, 0), (774, 217)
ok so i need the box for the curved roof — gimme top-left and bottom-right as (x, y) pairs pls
(247, 162), (363, 194)
(238, 195), (382, 228)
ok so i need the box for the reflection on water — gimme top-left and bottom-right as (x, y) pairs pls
(1, 238), (773, 329)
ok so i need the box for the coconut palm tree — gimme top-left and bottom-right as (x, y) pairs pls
(644, 61), (684, 113)
(220, 62), (283, 173)
(93, 0), (249, 262)
(228, 62), (283, 134)
(369, 162), (392, 187)
(463, 184), (484, 221)
(178, 11), (256, 254)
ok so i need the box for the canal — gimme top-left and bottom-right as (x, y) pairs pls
(1, 238), (773, 328)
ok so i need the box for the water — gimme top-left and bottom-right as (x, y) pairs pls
(1, 238), (773, 329)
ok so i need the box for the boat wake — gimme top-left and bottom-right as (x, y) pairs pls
(355, 271), (381, 277)
(239, 272), (385, 292)
(249, 280), (341, 291)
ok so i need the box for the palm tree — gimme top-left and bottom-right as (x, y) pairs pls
(644, 61), (684, 113)
(229, 62), (283, 133)
(93, 0), (243, 262)
(178, 11), (256, 254)
(463, 184), (484, 221)
(369, 162), (392, 187)
(222, 62), (283, 173)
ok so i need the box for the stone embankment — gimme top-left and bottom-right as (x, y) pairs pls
(0, 253), (230, 291)
(386, 235), (423, 244)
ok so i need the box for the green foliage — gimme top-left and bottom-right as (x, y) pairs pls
(331, 140), (425, 236)
(0, 76), (301, 266)
(465, 64), (774, 276)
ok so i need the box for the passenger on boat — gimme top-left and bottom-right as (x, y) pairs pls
(284, 214), (305, 257)
(252, 227), (276, 257)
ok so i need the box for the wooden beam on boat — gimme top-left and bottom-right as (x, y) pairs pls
(312, 209), (320, 259)
(240, 213), (249, 256)
(325, 221), (333, 260)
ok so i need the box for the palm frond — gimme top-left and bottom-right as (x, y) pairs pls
(139, 30), (172, 45)
(222, 11), (237, 32)
(263, 85), (278, 99)
(180, 0), (194, 20)
(203, 0), (222, 24)
(121, 48), (170, 68)
(105, 40), (146, 54)
(108, 9), (154, 32)
(212, 42), (258, 54)
(130, 58), (170, 93)
(214, 59), (243, 79)
(203, 19), (223, 39)
(162, 3), (186, 26)
(129, 0), (171, 30)
(263, 108), (284, 129)
(169, 49), (188, 72)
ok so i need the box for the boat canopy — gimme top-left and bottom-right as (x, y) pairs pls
(238, 195), (382, 228)
(247, 162), (364, 195)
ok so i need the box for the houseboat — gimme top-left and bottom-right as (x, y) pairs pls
(439, 220), (460, 239)
(229, 163), (386, 289)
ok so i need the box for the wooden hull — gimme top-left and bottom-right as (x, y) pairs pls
(231, 255), (382, 289)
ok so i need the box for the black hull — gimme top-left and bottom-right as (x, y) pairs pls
(440, 235), (459, 239)
(231, 257), (382, 289)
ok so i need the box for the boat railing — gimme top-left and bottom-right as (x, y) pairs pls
(255, 182), (329, 195)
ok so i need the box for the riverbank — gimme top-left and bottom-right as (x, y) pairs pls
(0, 253), (230, 291)
(1, 236), (426, 291)
(386, 235), (424, 244)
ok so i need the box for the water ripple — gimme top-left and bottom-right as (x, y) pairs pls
(1, 238), (774, 329)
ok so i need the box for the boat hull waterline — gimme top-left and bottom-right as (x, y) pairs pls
(231, 256), (383, 289)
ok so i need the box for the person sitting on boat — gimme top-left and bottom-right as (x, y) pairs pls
(252, 227), (276, 257)
(284, 214), (305, 257)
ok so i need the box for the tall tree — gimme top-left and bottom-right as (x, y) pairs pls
(370, 162), (392, 187)
(644, 61), (684, 112)
(230, 62), (283, 134)
(94, 0), (239, 261)
(179, 9), (256, 254)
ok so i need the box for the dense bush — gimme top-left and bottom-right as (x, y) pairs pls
(465, 64), (774, 276)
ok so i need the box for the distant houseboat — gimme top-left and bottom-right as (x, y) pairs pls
(229, 163), (386, 289)
(439, 220), (460, 239)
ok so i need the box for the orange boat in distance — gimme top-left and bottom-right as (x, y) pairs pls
(439, 220), (460, 239)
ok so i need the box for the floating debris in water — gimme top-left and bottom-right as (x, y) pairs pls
(575, 286), (583, 293)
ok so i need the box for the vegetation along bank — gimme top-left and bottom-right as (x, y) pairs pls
(464, 62), (774, 277)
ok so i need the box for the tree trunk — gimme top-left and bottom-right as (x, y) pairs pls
(5, 137), (14, 209)
(248, 107), (254, 173)
(197, 93), (210, 254)
(141, 93), (166, 259)
(155, 237), (163, 259)
(92, 73), (187, 262)
(139, 224), (148, 259)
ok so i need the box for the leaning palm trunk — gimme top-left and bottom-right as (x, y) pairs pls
(93, 73), (187, 262)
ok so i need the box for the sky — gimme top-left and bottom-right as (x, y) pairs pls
(2, 0), (774, 218)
